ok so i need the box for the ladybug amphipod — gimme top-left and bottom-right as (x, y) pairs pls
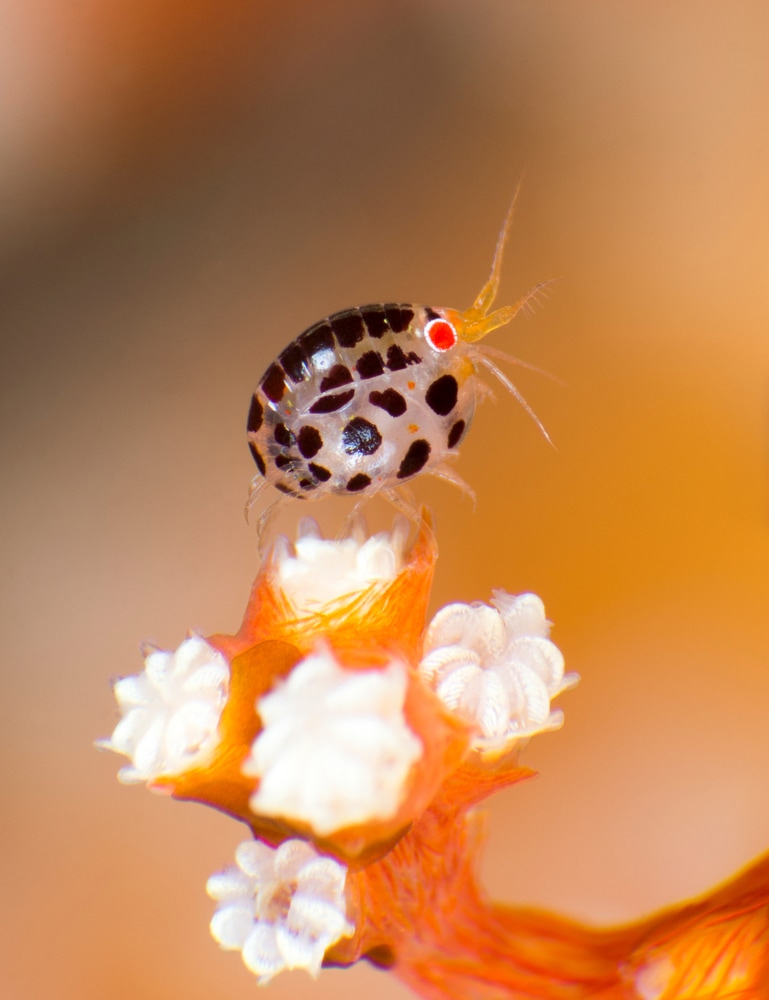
(246, 195), (548, 523)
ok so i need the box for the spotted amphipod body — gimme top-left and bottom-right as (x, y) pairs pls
(246, 194), (547, 513)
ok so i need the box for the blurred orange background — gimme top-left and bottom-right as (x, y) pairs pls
(2, 2), (769, 998)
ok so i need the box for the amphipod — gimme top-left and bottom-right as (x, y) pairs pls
(246, 193), (548, 523)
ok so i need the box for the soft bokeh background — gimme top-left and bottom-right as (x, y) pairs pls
(2, 2), (769, 998)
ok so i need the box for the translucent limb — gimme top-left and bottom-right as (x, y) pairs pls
(244, 474), (269, 524)
(379, 485), (420, 523)
(473, 352), (554, 448)
(478, 344), (565, 386)
(427, 464), (477, 508)
(249, 492), (298, 551)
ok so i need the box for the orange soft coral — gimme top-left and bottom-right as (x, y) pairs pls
(101, 511), (769, 997)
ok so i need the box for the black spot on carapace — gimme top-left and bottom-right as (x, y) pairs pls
(342, 416), (383, 456)
(309, 389), (355, 414)
(274, 422), (294, 447)
(319, 364), (353, 392)
(275, 482), (301, 497)
(383, 303), (413, 334)
(424, 307), (440, 321)
(331, 310), (365, 348)
(383, 345), (405, 371)
(360, 305), (389, 339)
(298, 478), (317, 491)
(369, 388), (407, 418)
(297, 425), (323, 459)
(279, 342), (307, 384)
(299, 322), (334, 360)
(274, 453), (293, 469)
(382, 303), (400, 329)
(425, 374), (458, 416)
(261, 363), (286, 404)
(308, 462), (332, 482)
(248, 442), (266, 475)
(400, 305), (415, 329)
(385, 343), (422, 372)
(447, 419), (466, 449)
(247, 394), (264, 433)
(384, 344), (408, 371)
(355, 350), (385, 380)
(397, 439), (431, 479)
(346, 473), (372, 492)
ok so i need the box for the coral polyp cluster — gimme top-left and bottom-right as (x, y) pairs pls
(101, 512), (769, 997)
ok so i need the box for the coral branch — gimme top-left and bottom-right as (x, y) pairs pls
(101, 511), (769, 998)
(344, 790), (769, 999)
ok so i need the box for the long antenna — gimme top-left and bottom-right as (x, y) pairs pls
(466, 180), (523, 324)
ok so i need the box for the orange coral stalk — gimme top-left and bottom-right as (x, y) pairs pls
(338, 787), (769, 998)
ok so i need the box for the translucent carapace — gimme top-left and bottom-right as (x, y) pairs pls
(246, 190), (549, 526)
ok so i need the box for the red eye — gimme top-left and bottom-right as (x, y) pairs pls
(425, 318), (457, 353)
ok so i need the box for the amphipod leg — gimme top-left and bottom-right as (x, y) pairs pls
(474, 353), (554, 448)
(478, 344), (564, 386)
(426, 464), (477, 508)
(244, 474), (268, 523)
(245, 478), (297, 551)
(380, 485), (421, 524)
(338, 498), (370, 542)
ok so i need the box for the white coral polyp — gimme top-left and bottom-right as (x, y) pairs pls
(244, 644), (422, 836)
(274, 516), (408, 614)
(420, 592), (577, 752)
(207, 838), (354, 984)
(100, 634), (229, 783)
